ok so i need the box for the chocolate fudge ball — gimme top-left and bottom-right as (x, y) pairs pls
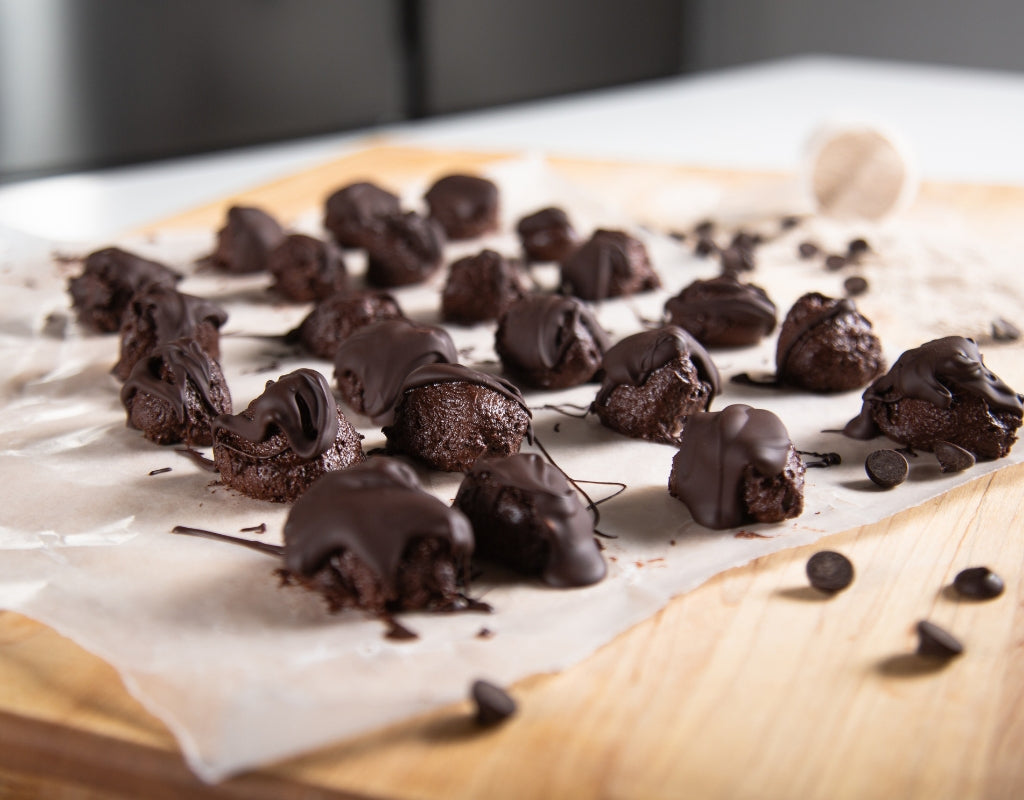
(281, 458), (474, 613)
(113, 285), (228, 381)
(267, 233), (347, 302)
(441, 249), (528, 325)
(209, 205), (286, 274)
(454, 453), (606, 587)
(212, 369), (364, 503)
(364, 211), (446, 288)
(323, 181), (401, 249)
(334, 318), (458, 424)
(495, 294), (610, 389)
(383, 363), (533, 472)
(669, 404), (805, 529)
(560, 229), (661, 301)
(516, 207), (578, 263)
(292, 290), (404, 359)
(67, 247), (181, 333)
(120, 338), (232, 446)
(844, 336), (1023, 459)
(593, 326), (720, 445)
(424, 174), (500, 240)
(664, 274), (777, 348)
(776, 292), (884, 392)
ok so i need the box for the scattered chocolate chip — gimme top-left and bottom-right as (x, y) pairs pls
(730, 230), (761, 251)
(843, 276), (869, 296)
(694, 220), (714, 237)
(719, 245), (755, 274)
(991, 317), (1021, 341)
(476, 627), (495, 639)
(847, 238), (870, 258)
(933, 440), (975, 473)
(669, 230), (687, 242)
(953, 566), (1004, 600)
(865, 449), (908, 488)
(798, 241), (819, 259)
(694, 236), (716, 257)
(915, 620), (963, 659)
(148, 467), (172, 476)
(780, 215), (801, 230)
(825, 254), (848, 271)
(806, 550), (854, 592)
(471, 679), (517, 726)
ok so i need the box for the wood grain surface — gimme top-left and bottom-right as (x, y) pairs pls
(2, 145), (1023, 800)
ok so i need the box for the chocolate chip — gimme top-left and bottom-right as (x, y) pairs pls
(847, 238), (870, 258)
(471, 679), (517, 725)
(825, 254), (848, 271)
(780, 215), (801, 230)
(916, 620), (963, 659)
(694, 220), (714, 237)
(933, 440), (975, 473)
(719, 245), (755, 274)
(798, 241), (819, 259)
(669, 230), (687, 242)
(953, 566), (1004, 599)
(730, 230), (761, 251)
(843, 276), (869, 296)
(865, 449), (908, 488)
(806, 550), (854, 592)
(694, 236), (716, 257)
(991, 317), (1021, 341)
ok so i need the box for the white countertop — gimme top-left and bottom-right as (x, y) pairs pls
(2, 55), (1023, 243)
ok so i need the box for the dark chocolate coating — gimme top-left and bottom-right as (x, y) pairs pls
(384, 363), (532, 472)
(669, 404), (805, 529)
(516, 207), (578, 262)
(844, 336), (1023, 459)
(424, 174), (500, 240)
(282, 458), (473, 613)
(775, 292), (884, 393)
(209, 205), (286, 274)
(67, 247), (182, 333)
(323, 181), (401, 249)
(113, 285), (228, 381)
(559, 229), (661, 301)
(664, 274), (777, 348)
(212, 369), (365, 502)
(455, 453), (606, 587)
(495, 294), (610, 389)
(334, 318), (459, 424)
(267, 233), (347, 302)
(441, 249), (528, 325)
(293, 290), (404, 359)
(364, 211), (446, 288)
(121, 338), (231, 446)
(593, 326), (721, 445)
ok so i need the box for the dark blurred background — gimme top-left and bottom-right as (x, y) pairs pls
(2, 0), (1022, 182)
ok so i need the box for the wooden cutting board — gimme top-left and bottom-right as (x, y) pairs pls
(2, 145), (1023, 800)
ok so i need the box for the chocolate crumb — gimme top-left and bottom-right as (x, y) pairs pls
(669, 231), (687, 242)
(991, 317), (1021, 341)
(916, 620), (963, 659)
(384, 617), (419, 641)
(694, 220), (714, 237)
(865, 449), (908, 488)
(669, 539), (676, 546)
(471, 679), (516, 726)
(933, 440), (975, 473)
(843, 276), (869, 296)
(148, 467), (172, 476)
(952, 566), (1004, 600)
(825, 254), (848, 271)
(780, 215), (801, 230)
(806, 550), (854, 592)
(694, 236), (716, 257)
(476, 628), (495, 639)
(240, 523), (268, 534)
(798, 241), (819, 259)
(734, 530), (771, 539)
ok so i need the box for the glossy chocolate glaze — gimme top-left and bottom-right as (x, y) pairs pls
(664, 275), (777, 348)
(210, 205), (286, 274)
(596, 326), (720, 407)
(456, 454), (606, 587)
(334, 319), (458, 424)
(213, 369), (339, 460)
(283, 458), (474, 588)
(844, 336), (1024, 438)
(127, 285), (228, 343)
(121, 339), (220, 422)
(670, 404), (795, 529)
(496, 294), (610, 373)
(559, 229), (660, 301)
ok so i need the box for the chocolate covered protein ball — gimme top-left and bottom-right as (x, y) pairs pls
(291, 290), (404, 359)
(364, 211), (446, 288)
(113, 285), (228, 381)
(844, 336), (1023, 459)
(776, 292), (884, 392)
(441, 249), (528, 325)
(424, 173), (500, 240)
(120, 338), (232, 446)
(664, 274), (777, 348)
(267, 233), (347, 302)
(212, 369), (365, 502)
(67, 247), (182, 333)
(495, 294), (610, 389)
(516, 206), (578, 263)
(669, 404), (805, 529)
(334, 318), (458, 424)
(281, 458), (474, 613)
(559, 229), (661, 301)
(209, 205), (286, 274)
(593, 326), (720, 445)
(454, 453), (606, 587)
(383, 363), (532, 472)
(323, 181), (401, 249)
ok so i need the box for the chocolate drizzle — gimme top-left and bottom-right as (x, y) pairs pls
(121, 339), (219, 423)
(128, 285), (228, 344)
(497, 294), (609, 372)
(213, 369), (339, 460)
(595, 326), (720, 407)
